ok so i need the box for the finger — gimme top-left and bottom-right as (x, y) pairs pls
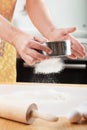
(33, 36), (48, 43)
(67, 34), (86, 58)
(69, 46), (85, 59)
(22, 54), (38, 66)
(63, 27), (76, 35)
(70, 35), (86, 53)
(72, 49), (85, 59)
(68, 54), (77, 59)
(72, 48), (85, 59)
(26, 48), (49, 61)
(67, 48), (77, 59)
(70, 38), (86, 58)
(28, 41), (52, 54)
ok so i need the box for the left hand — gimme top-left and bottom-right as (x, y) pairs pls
(47, 27), (86, 59)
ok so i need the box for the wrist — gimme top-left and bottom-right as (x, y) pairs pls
(45, 25), (57, 41)
(10, 28), (25, 47)
(11, 28), (33, 49)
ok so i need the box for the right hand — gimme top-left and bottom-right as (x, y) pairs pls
(12, 32), (52, 66)
(47, 27), (86, 59)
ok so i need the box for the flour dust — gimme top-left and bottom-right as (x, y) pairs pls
(34, 58), (65, 74)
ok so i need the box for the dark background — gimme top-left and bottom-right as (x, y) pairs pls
(16, 58), (87, 84)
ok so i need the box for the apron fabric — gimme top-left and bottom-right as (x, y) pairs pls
(0, 0), (16, 83)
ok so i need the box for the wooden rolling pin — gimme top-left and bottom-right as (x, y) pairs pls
(31, 109), (58, 122)
(0, 98), (58, 124)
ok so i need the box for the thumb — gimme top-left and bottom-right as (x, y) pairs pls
(63, 27), (76, 35)
(33, 36), (47, 43)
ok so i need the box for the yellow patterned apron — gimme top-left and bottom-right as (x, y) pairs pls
(0, 0), (16, 83)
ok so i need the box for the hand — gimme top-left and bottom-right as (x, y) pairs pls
(12, 32), (52, 66)
(48, 27), (86, 59)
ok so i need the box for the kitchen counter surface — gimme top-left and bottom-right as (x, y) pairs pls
(0, 83), (87, 130)
(0, 117), (87, 130)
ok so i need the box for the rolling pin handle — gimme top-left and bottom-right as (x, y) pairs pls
(31, 109), (58, 122)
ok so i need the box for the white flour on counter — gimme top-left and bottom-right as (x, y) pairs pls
(34, 58), (64, 74)
(1, 90), (68, 103)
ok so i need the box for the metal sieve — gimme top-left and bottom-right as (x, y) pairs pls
(43, 40), (71, 57)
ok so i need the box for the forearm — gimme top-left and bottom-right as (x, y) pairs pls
(0, 15), (27, 46)
(26, 0), (56, 40)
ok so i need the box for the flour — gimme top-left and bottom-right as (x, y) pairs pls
(34, 58), (64, 74)
(6, 90), (67, 103)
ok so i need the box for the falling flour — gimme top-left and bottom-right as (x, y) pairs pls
(34, 58), (64, 74)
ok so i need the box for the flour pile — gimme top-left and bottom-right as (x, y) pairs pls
(34, 58), (64, 74)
